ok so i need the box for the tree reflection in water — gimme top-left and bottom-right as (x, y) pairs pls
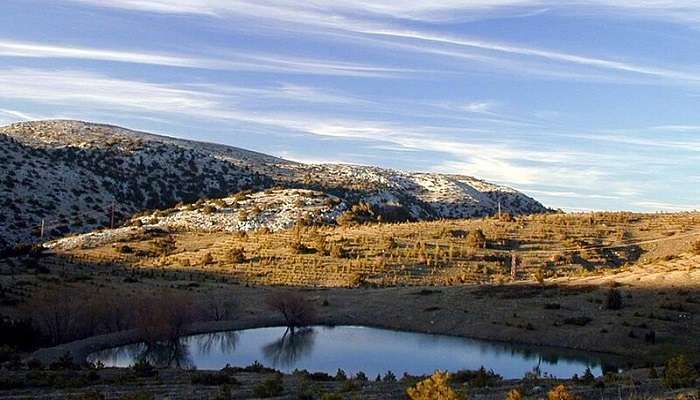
(262, 327), (316, 368)
(98, 340), (194, 369)
(194, 331), (239, 356)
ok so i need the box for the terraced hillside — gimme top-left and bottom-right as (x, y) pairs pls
(47, 211), (700, 287)
(0, 120), (547, 249)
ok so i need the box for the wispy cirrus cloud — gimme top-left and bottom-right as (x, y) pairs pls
(63, 1), (700, 25)
(60, 1), (700, 85)
(0, 39), (414, 78)
(0, 67), (604, 191)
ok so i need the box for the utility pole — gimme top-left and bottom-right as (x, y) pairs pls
(40, 219), (45, 239)
(110, 201), (115, 229)
(497, 200), (502, 219)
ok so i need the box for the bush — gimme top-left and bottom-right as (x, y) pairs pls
(691, 240), (700, 255)
(151, 236), (176, 256)
(289, 241), (313, 254)
(329, 243), (346, 258)
(0, 315), (43, 350)
(383, 370), (397, 382)
(201, 252), (214, 265)
(452, 367), (502, 387)
(131, 360), (157, 378)
(548, 385), (579, 400)
(225, 247), (246, 263)
(253, 375), (284, 398)
(563, 316), (592, 326)
(190, 372), (238, 386)
(320, 394), (343, 400)
(406, 371), (464, 400)
(506, 388), (524, 400)
(663, 355), (697, 389)
(466, 229), (487, 249)
(605, 288), (623, 310)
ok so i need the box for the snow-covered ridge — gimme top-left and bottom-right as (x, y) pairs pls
(0, 120), (547, 248)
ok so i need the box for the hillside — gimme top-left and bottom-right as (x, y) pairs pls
(0, 120), (547, 249)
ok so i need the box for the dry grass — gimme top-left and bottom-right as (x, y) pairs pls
(48, 212), (700, 288)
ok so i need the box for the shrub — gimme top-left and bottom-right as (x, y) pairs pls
(265, 291), (317, 329)
(201, 252), (214, 265)
(581, 368), (595, 384)
(466, 229), (487, 249)
(289, 241), (313, 254)
(383, 370), (397, 382)
(190, 372), (238, 386)
(383, 236), (397, 250)
(348, 272), (367, 287)
(335, 369), (348, 381)
(329, 243), (346, 258)
(452, 367), (502, 387)
(406, 371), (464, 400)
(605, 288), (623, 310)
(691, 240), (700, 255)
(151, 236), (176, 256)
(225, 247), (246, 264)
(506, 388), (524, 400)
(320, 394), (343, 400)
(563, 316), (592, 326)
(253, 375), (284, 398)
(114, 245), (133, 254)
(340, 379), (360, 392)
(663, 355), (697, 389)
(131, 360), (157, 378)
(0, 315), (43, 350)
(548, 385), (579, 400)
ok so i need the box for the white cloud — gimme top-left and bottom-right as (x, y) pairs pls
(0, 108), (40, 121)
(632, 200), (700, 212)
(61, 1), (700, 85)
(0, 67), (684, 207)
(0, 39), (412, 78)
(356, 28), (700, 83)
(63, 1), (700, 25)
(460, 101), (497, 114)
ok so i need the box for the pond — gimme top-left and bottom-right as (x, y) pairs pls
(89, 325), (619, 378)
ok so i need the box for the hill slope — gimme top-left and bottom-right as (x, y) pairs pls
(0, 120), (547, 248)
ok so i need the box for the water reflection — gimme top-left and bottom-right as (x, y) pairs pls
(194, 331), (239, 356)
(262, 327), (316, 368)
(89, 325), (621, 378)
(96, 340), (194, 369)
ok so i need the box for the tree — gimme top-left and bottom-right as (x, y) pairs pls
(265, 291), (317, 330)
(407, 371), (464, 400)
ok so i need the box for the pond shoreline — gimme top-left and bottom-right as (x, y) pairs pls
(32, 299), (625, 369)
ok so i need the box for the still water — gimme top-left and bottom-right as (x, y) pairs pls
(89, 325), (617, 378)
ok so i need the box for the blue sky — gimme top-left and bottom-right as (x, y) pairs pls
(0, 1), (699, 212)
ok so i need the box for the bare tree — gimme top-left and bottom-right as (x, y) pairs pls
(134, 291), (198, 343)
(265, 291), (317, 330)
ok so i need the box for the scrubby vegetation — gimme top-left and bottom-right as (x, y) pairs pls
(46, 212), (700, 287)
(406, 371), (464, 400)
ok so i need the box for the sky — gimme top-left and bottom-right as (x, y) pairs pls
(0, 1), (699, 212)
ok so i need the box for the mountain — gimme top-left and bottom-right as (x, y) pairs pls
(0, 120), (548, 249)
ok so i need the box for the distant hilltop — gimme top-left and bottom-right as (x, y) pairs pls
(0, 120), (548, 248)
